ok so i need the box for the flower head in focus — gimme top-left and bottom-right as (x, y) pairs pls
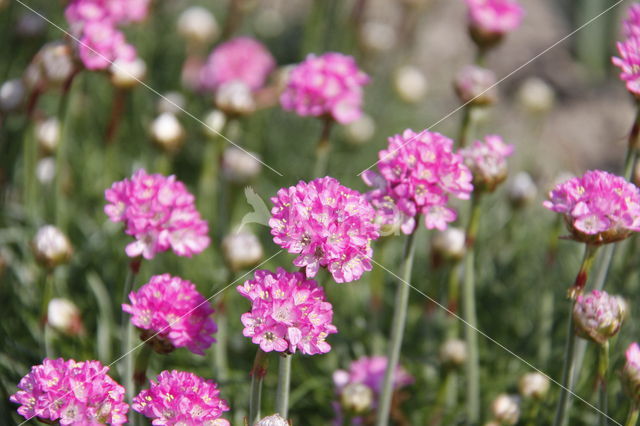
(460, 134), (514, 192)
(133, 370), (229, 425)
(573, 290), (625, 345)
(122, 274), (217, 355)
(237, 268), (337, 354)
(613, 37), (640, 98)
(465, 0), (524, 48)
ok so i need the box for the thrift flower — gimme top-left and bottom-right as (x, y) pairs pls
(280, 52), (370, 124)
(237, 268), (337, 355)
(623, 342), (640, 402)
(573, 290), (625, 345)
(77, 20), (137, 71)
(460, 134), (514, 192)
(104, 169), (210, 259)
(122, 274), (217, 355)
(543, 170), (640, 245)
(454, 65), (498, 106)
(133, 370), (229, 425)
(10, 358), (128, 425)
(465, 0), (524, 47)
(32, 225), (73, 269)
(624, 3), (640, 39)
(269, 177), (379, 283)
(613, 37), (640, 98)
(362, 129), (473, 234)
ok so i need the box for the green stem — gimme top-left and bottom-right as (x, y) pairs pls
(121, 259), (140, 403)
(371, 239), (387, 355)
(626, 404), (640, 426)
(41, 272), (54, 357)
(133, 344), (153, 394)
(446, 262), (461, 339)
(249, 348), (268, 424)
(597, 341), (609, 426)
(375, 227), (418, 426)
(213, 303), (229, 382)
(313, 117), (334, 178)
(275, 354), (292, 419)
(457, 105), (474, 149)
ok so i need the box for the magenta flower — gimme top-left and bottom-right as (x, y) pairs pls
(66, 0), (150, 28)
(543, 170), (640, 244)
(465, 0), (524, 39)
(200, 37), (275, 92)
(269, 177), (380, 283)
(624, 4), (640, 38)
(613, 37), (640, 97)
(133, 370), (230, 425)
(623, 343), (640, 401)
(280, 52), (370, 124)
(334, 356), (413, 395)
(237, 268), (337, 354)
(362, 129), (474, 234)
(122, 274), (217, 355)
(105, 169), (210, 259)
(10, 358), (128, 425)
(573, 290), (625, 345)
(78, 20), (137, 71)
(460, 134), (514, 191)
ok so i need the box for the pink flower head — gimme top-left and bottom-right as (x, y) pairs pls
(465, 0), (524, 39)
(362, 129), (474, 234)
(10, 358), (128, 425)
(460, 134), (514, 192)
(573, 290), (625, 345)
(624, 342), (640, 401)
(133, 370), (229, 425)
(200, 37), (276, 92)
(613, 37), (640, 97)
(78, 20), (137, 70)
(624, 4), (640, 38)
(104, 169), (210, 259)
(543, 170), (640, 244)
(237, 268), (337, 355)
(122, 274), (217, 355)
(333, 356), (413, 395)
(269, 177), (380, 283)
(280, 52), (370, 124)
(66, 0), (150, 28)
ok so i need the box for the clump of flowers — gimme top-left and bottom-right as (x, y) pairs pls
(573, 290), (625, 345)
(280, 52), (370, 124)
(543, 170), (640, 245)
(623, 342), (640, 402)
(237, 268), (337, 355)
(200, 36), (275, 92)
(269, 177), (379, 283)
(624, 3), (640, 38)
(612, 36), (640, 98)
(460, 134), (514, 192)
(362, 129), (474, 234)
(104, 169), (210, 259)
(10, 358), (128, 424)
(465, 0), (524, 47)
(133, 370), (229, 425)
(122, 274), (217, 355)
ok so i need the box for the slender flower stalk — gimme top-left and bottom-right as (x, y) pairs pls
(313, 117), (334, 178)
(121, 259), (140, 403)
(627, 404), (640, 426)
(249, 349), (269, 424)
(597, 341), (609, 426)
(275, 354), (292, 418)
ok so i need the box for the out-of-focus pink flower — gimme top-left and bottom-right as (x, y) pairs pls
(362, 129), (473, 234)
(454, 65), (498, 105)
(465, 0), (524, 39)
(269, 177), (380, 283)
(133, 370), (229, 425)
(613, 37), (640, 97)
(624, 4), (640, 38)
(460, 134), (514, 192)
(104, 169), (210, 259)
(122, 274), (217, 355)
(237, 268), (337, 355)
(573, 290), (625, 345)
(200, 37), (275, 92)
(280, 52), (370, 124)
(66, 0), (150, 28)
(10, 358), (128, 425)
(543, 170), (640, 244)
(623, 342), (640, 401)
(78, 20), (136, 70)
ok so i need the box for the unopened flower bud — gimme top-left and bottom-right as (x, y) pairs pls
(344, 113), (375, 145)
(150, 113), (185, 153)
(340, 383), (374, 415)
(177, 6), (219, 46)
(461, 135), (514, 192)
(393, 65), (428, 104)
(490, 394), (520, 425)
(16, 12), (46, 38)
(623, 342), (640, 402)
(431, 227), (466, 262)
(507, 172), (537, 208)
(222, 146), (262, 182)
(517, 77), (555, 114)
(36, 157), (56, 185)
(254, 9), (285, 39)
(0, 79), (26, 113)
(36, 117), (61, 154)
(203, 109), (226, 137)
(573, 290), (625, 345)
(222, 232), (264, 271)
(440, 338), (468, 368)
(157, 92), (186, 115)
(110, 58), (146, 89)
(32, 225), (72, 269)
(215, 81), (256, 116)
(518, 372), (550, 400)
(255, 414), (289, 426)
(454, 65), (497, 106)
(40, 42), (75, 86)
(47, 298), (83, 335)
(360, 21), (397, 53)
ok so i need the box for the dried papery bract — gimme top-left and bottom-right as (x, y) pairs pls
(48, 298), (83, 336)
(32, 225), (73, 270)
(490, 394), (520, 425)
(222, 231), (264, 272)
(518, 372), (550, 401)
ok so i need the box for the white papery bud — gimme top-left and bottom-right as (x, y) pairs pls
(440, 339), (467, 368)
(518, 372), (550, 400)
(431, 227), (466, 261)
(222, 146), (262, 182)
(177, 6), (219, 46)
(203, 109), (227, 138)
(344, 113), (375, 145)
(111, 58), (146, 89)
(36, 157), (56, 185)
(507, 172), (537, 208)
(360, 21), (397, 53)
(40, 42), (75, 86)
(394, 65), (428, 104)
(517, 77), (555, 114)
(255, 414), (289, 426)
(222, 232), (264, 271)
(215, 81), (256, 116)
(48, 298), (83, 335)
(36, 117), (61, 154)
(150, 113), (185, 153)
(340, 383), (374, 415)
(490, 394), (520, 425)
(0, 79), (26, 113)
(32, 225), (72, 269)
(157, 92), (186, 115)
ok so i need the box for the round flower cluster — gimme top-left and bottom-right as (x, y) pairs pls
(104, 169), (210, 259)
(10, 358), (128, 425)
(133, 370), (229, 425)
(460, 134), (514, 192)
(280, 52), (370, 124)
(269, 177), (379, 283)
(543, 170), (640, 244)
(623, 342), (640, 402)
(362, 129), (474, 234)
(613, 37), (640, 97)
(237, 268), (337, 355)
(573, 290), (625, 345)
(454, 65), (498, 106)
(465, 0), (524, 46)
(122, 274), (217, 355)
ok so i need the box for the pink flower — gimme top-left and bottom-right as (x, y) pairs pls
(624, 4), (640, 38)
(133, 370), (229, 425)
(104, 169), (210, 259)
(543, 170), (640, 244)
(78, 20), (136, 70)
(454, 65), (498, 105)
(573, 290), (625, 345)
(465, 0), (524, 37)
(200, 37), (275, 92)
(613, 37), (640, 97)
(623, 342), (640, 401)
(122, 274), (217, 355)
(269, 177), (380, 283)
(280, 52), (370, 124)
(10, 358), (128, 425)
(460, 134), (514, 191)
(66, 0), (150, 28)
(237, 268), (337, 355)
(362, 129), (474, 234)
